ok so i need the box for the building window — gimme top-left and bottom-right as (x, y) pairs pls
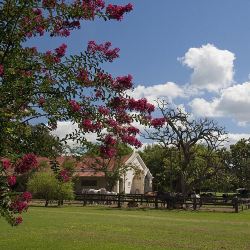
(81, 180), (97, 187)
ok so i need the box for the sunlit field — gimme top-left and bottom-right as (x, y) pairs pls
(1, 206), (250, 250)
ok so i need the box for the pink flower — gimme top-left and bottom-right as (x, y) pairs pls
(96, 72), (113, 84)
(106, 3), (133, 21)
(104, 135), (117, 146)
(55, 43), (67, 57)
(14, 216), (23, 225)
(77, 69), (91, 84)
(121, 135), (142, 148)
(0, 64), (4, 76)
(69, 100), (81, 112)
(42, 0), (56, 8)
(11, 200), (28, 213)
(113, 74), (133, 90)
(1, 158), (11, 170)
(33, 8), (42, 15)
(59, 169), (70, 182)
(128, 98), (155, 114)
(127, 126), (140, 135)
(15, 153), (38, 174)
(82, 119), (92, 128)
(98, 106), (110, 116)
(36, 26), (45, 36)
(107, 119), (118, 128)
(87, 41), (119, 62)
(100, 145), (117, 158)
(22, 192), (32, 202)
(151, 118), (166, 128)
(38, 96), (46, 106)
(7, 176), (16, 186)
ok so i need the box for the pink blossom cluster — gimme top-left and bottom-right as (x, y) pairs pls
(116, 112), (132, 124)
(77, 69), (91, 84)
(121, 135), (142, 148)
(98, 106), (110, 116)
(23, 47), (38, 58)
(11, 200), (28, 213)
(52, 19), (71, 37)
(104, 134), (117, 146)
(0, 64), (4, 76)
(55, 43), (67, 57)
(22, 192), (32, 202)
(52, 20), (80, 36)
(96, 72), (113, 84)
(1, 158), (11, 170)
(44, 44), (67, 64)
(38, 96), (46, 106)
(107, 119), (118, 128)
(99, 134), (117, 158)
(95, 89), (103, 98)
(128, 98), (155, 113)
(15, 153), (38, 174)
(22, 9), (45, 37)
(44, 50), (60, 64)
(10, 192), (32, 225)
(69, 100), (81, 112)
(82, 119), (103, 132)
(42, 0), (56, 8)
(127, 126), (140, 135)
(87, 41), (120, 62)
(7, 176), (16, 186)
(108, 97), (155, 115)
(59, 169), (70, 182)
(106, 3), (133, 21)
(81, 0), (105, 19)
(112, 74), (133, 91)
(151, 118), (166, 128)
(100, 145), (117, 158)
(14, 217), (23, 226)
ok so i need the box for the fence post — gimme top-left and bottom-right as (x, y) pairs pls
(117, 193), (121, 208)
(83, 194), (87, 206)
(193, 196), (197, 211)
(155, 195), (158, 209)
(234, 197), (239, 213)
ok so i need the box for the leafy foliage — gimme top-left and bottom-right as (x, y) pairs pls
(27, 171), (74, 206)
(1, 0), (153, 225)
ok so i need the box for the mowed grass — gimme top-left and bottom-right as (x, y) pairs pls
(1, 206), (250, 250)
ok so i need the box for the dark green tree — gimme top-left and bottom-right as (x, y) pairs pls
(229, 138), (250, 189)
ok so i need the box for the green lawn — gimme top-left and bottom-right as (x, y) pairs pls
(1, 206), (250, 250)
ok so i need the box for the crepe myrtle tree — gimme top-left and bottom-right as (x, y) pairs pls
(0, 0), (155, 225)
(143, 99), (227, 195)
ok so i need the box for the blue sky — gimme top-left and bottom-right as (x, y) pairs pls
(30, 0), (250, 146)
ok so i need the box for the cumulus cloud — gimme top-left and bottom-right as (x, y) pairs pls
(128, 82), (186, 104)
(190, 82), (250, 124)
(226, 133), (250, 147)
(51, 121), (97, 148)
(180, 43), (235, 92)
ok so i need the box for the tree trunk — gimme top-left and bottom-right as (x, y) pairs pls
(180, 172), (187, 196)
(45, 200), (49, 207)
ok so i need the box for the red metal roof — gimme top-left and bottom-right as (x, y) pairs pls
(37, 154), (132, 177)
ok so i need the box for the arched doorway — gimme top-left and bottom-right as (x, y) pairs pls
(130, 171), (145, 194)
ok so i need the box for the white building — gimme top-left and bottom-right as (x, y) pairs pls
(38, 152), (153, 194)
(74, 152), (153, 194)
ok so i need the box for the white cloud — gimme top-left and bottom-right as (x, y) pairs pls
(189, 97), (222, 117)
(226, 133), (250, 147)
(180, 43), (235, 92)
(128, 82), (186, 104)
(190, 82), (250, 124)
(51, 121), (97, 148)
